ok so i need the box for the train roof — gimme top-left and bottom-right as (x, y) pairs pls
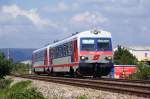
(33, 46), (48, 53)
(48, 29), (111, 47)
(33, 29), (111, 53)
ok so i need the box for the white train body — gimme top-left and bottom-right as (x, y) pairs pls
(32, 29), (113, 77)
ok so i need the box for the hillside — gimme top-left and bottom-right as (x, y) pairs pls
(0, 48), (35, 63)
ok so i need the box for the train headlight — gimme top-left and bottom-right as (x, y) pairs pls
(80, 56), (86, 60)
(80, 56), (88, 60)
(105, 56), (112, 60)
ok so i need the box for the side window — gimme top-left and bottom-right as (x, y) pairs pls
(65, 43), (68, 56)
(66, 43), (69, 56)
(68, 42), (72, 55)
(51, 48), (54, 59)
(54, 47), (56, 59)
(58, 46), (62, 58)
(145, 53), (148, 57)
(56, 47), (59, 58)
(60, 46), (63, 57)
(63, 44), (66, 57)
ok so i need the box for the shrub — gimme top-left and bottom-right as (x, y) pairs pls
(76, 95), (91, 99)
(0, 52), (13, 78)
(130, 63), (150, 80)
(0, 80), (47, 99)
(0, 79), (12, 89)
(11, 63), (30, 75)
(7, 88), (46, 99)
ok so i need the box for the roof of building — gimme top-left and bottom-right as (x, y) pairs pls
(128, 46), (150, 51)
(113, 46), (150, 51)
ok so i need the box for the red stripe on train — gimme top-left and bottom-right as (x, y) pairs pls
(32, 65), (49, 68)
(32, 63), (78, 68)
(52, 63), (78, 67)
(80, 51), (112, 55)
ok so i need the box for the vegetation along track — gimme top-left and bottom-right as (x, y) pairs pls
(13, 75), (150, 98)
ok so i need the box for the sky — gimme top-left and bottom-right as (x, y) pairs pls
(0, 0), (150, 48)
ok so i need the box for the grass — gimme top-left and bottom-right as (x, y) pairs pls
(0, 79), (12, 98)
(0, 79), (99, 99)
(0, 79), (47, 99)
(76, 95), (91, 99)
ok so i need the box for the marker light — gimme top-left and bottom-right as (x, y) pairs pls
(92, 30), (101, 35)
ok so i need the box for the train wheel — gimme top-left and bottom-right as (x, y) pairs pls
(93, 70), (101, 78)
(47, 68), (51, 76)
(69, 67), (74, 77)
(50, 68), (55, 76)
(75, 68), (82, 78)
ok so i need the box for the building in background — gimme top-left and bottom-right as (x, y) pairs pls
(20, 60), (32, 65)
(128, 46), (150, 61)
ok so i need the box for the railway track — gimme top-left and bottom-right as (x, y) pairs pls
(13, 75), (150, 98)
(92, 78), (150, 85)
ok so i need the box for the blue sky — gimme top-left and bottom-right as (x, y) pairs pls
(0, 0), (150, 48)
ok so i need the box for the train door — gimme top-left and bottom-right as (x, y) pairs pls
(44, 49), (48, 72)
(49, 48), (53, 73)
(73, 40), (78, 62)
(44, 49), (48, 65)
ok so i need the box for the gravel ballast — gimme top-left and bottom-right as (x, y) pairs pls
(10, 76), (148, 99)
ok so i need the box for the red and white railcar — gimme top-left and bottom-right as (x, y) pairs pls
(32, 29), (113, 77)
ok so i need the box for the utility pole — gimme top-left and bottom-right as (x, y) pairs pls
(7, 48), (10, 60)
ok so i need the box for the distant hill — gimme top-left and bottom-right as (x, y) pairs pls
(0, 48), (35, 63)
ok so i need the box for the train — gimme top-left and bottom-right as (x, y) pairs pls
(32, 29), (113, 77)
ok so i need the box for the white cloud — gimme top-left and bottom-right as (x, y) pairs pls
(71, 11), (108, 25)
(42, 2), (69, 13)
(2, 4), (57, 28)
(57, 2), (69, 11)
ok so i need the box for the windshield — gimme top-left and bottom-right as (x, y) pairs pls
(97, 39), (110, 51)
(81, 39), (95, 51)
(81, 38), (112, 51)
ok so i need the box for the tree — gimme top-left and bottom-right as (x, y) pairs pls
(0, 52), (12, 78)
(114, 45), (138, 65)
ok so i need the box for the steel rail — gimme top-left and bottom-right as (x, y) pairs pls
(13, 75), (150, 98)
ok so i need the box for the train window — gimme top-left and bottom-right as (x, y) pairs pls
(145, 53), (148, 57)
(66, 44), (68, 56)
(52, 49), (54, 59)
(81, 38), (95, 51)
(97, 39), (110, 51)
(56, 47), (59, 58)
(63, 44), (66, 57)
(53, 47), (56, 59)
(59, 46), (62, 57)
(68, 42), (71, 55)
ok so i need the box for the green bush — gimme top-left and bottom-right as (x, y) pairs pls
(7, 88), (46, 99)
(11, 63), (30, 75)
(0, 79), (12, 89)
(0, 52), (13, 78)
(76, 95), (91, 99)
(130, 63), (150, 80)
(0, 79), (12, 98)
(0, 80), (47, 99)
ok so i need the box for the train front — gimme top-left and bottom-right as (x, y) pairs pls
(78, 30), (113, 77)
